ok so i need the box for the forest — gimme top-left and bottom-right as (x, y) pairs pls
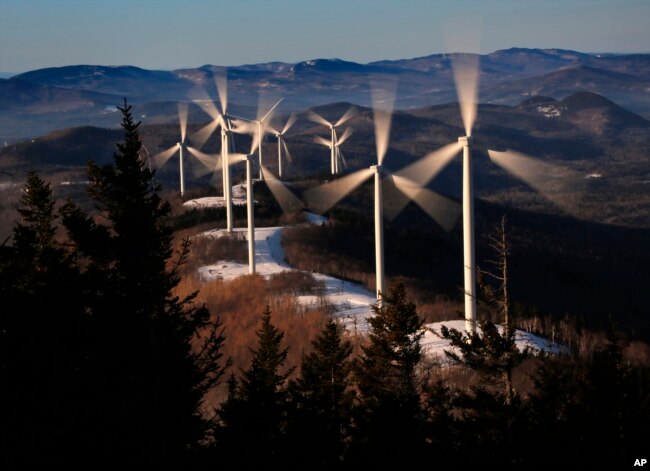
(1, 103), (648, 466)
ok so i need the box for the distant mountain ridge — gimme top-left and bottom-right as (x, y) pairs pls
(3, 47), (650, 139)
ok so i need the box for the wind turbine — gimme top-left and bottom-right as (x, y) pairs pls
(152, 103), (190, 196)
(271, 113), (297, 178)
(436, 52), (576, 333)
(309, 107), (357, 174)
(313, 126), (353, 175)
(304, 84), (459, 302)
(153, 103), (226, 197)
(189, 73), (241, 232)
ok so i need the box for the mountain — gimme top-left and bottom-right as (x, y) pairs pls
(14, 65), (192, 103)
(4, 92), (649, 227)
(3, 48), (650, 139)
(0, 78), (119, 111)
(482, 65), (650, 116)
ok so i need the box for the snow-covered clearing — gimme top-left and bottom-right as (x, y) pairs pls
(191, 196), (559, 358)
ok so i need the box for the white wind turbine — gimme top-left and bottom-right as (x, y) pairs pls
(436, 51), (577, 333)
(189, 72), (243, 232)
(313, 126), (353, 174)
(270, 113), (297, 178)
(153, 102), (227, 197)
(309, 107), (357, 174)
(152, 103), (191, 196)
(303, 81), (461, 301)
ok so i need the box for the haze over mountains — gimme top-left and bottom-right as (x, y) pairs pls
(2, 47), (650, 139)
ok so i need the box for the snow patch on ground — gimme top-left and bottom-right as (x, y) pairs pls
(187, 195), (560, 356)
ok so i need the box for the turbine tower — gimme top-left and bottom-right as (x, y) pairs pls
(309, 107), (357, 174)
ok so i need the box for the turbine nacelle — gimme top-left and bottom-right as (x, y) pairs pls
(458, 135), (473, 146)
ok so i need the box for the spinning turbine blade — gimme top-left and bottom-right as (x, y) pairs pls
(370, 75), (398, 164)
(397, 142), (462, 185)
(451, 53), (480, 137)
(314, 135), (332, 148)
(191, 119), (219, 149)
(335, 106), (358, 127)
(384, 142), (462, 218)
(336, 127), (353, 146)
(261, 166), (303, 213)
(487, 149), (578, 212)
(259, 97), (284, 123)
(187, 146), (220, 177)
(392, 176), (461, 232)
(188, 87), (221, 121)
(303, 168), (374, 214)
(281, 138), (293, 163)
(152, 145), (178, 168)
(282, 113), (297, 135)
(308, 110), (332, 127)
(373, 109), (393, 165)
(178, 103), (188, 142)
(215, 71), (228, 115)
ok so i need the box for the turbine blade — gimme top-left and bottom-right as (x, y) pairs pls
(373, 109), (392, 165)
(314, 135), (332, 148)
(370, 76), (398, 165)
(215, 71), (228, 115)
(396, 141), (462, 186)
(451, 54), (480, 137)
(187, 146), (220, 177)
(336, 127), (353, 146)
(335, 105), (358, 127)
(191, 119), (219, 149)
(261, 166), (304, 213)
(228, 153), (247, 165)
(487, 149), (578, 213)
(188, 87), (221, 121)
(338, 149), (348, 169)
(303, 168), (374, 214)
(152, 145), (178, 168)
(393, 176), (461, 231)
(178, 102), (188, 142)
(308, 110), (332, 127)
(259, 97), (284, 123)
(282, 112), (297, 135)
(282, 138), (293, 163)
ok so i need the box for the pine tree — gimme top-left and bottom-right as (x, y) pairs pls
(0, 171), (85, 464)
(288, 319), (355, 465)
(59, 100), (226, 464)
(351, 282), (426, 464)
(439, 216), (528, 464)
(215, 306), (292, 465)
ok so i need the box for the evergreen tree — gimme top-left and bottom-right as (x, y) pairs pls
(288, 319), (355, 465)
(59, 100), (226, 464)
(439, 217), (529, 464)
(215, 306), (292, 465)
(351, 282), (426, 464)
(0, 171), (86, 464)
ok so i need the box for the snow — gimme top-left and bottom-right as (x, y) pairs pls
(187, 195), (561, 357)
(183, 184), (248, 209)
(536, 105), (562, 117)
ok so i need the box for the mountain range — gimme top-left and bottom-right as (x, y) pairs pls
(2, 48), (650, 139)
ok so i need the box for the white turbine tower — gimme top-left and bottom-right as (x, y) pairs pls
(309, 107), (357, 174)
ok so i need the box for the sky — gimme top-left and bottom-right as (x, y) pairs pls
(1, 0), (649, 73)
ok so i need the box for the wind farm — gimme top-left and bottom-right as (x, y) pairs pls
(1, 1), (650, 466)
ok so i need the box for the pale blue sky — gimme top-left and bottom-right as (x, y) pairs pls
(1, 0), (648, 72)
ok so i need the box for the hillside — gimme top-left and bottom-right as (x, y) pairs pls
(3, 48), (650, 138)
